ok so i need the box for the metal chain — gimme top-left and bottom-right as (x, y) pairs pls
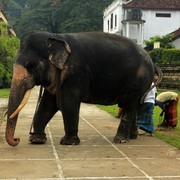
(29, 86), (44, 134)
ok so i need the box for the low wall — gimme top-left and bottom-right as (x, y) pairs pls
(157, 64), (180, 90)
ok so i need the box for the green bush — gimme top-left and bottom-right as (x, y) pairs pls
(148, 48), (180, 64)
(0, 22), (20, 88)
(148, 48), (164, 63)
(144, 34), (174, 51)
(162, 49), (180, 64)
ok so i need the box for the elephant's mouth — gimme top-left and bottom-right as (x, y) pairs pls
(9, 89), (32, 118)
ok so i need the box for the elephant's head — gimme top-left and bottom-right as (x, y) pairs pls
(6, 32), (71, 146)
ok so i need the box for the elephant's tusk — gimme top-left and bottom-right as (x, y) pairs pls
(10, 89), (31, 119)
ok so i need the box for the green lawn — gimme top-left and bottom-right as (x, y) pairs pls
(0, 88), (10, 98)
(97, 90), (180, 149)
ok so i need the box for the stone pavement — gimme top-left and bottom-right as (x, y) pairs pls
(0, 87), (180, 180)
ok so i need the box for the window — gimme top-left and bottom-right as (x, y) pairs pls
(115, 14), (117, 27)
(107, 20), (109, 31)
(110, 13), (113, 29)
(156, 13), (171, 18)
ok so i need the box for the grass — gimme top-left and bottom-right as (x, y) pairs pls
(1, 88), (179, 149)
(0, 88), (10, 98)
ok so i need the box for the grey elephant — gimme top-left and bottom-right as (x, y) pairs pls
(6, 32), (162, 146)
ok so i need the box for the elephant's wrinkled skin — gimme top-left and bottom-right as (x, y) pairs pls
(6, 32), (162, 146)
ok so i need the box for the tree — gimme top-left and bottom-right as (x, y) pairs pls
(5, 0), (113, 38)
(0, 22), (20, 88)
(144, 34), (175, 51)
(53, 0), (111, 33)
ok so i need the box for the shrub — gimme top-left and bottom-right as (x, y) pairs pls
(162, 49), (180, 64)
(144, 34), (174, 51)
(0, 22), (20, 88)
(148, 48), (164, 63)
(148, 48), (180, 64)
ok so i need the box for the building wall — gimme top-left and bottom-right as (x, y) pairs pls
(103, 0), (125, 34)
(143, 9), (180, 40)
(103, 0), (180, 47)
(172, 39), (180, 49)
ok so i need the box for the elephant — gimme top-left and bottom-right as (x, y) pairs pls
(5, 31), (163, 147)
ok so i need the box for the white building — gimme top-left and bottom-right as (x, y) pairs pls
(103, 0), (180, 48)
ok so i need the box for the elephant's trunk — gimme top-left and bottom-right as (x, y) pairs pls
(5, 64), (33, 146)
(5, 117), (20, 146)
(6, 89), (31, 146)
(9, 89), (31, 118)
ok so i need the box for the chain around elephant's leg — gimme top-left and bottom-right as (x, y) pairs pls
(29, 133), (47, 144)
(29, 90), (58, 144)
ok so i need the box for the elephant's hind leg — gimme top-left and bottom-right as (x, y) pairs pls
(114, 107), (137, 143)
(29, 90), (58, 144)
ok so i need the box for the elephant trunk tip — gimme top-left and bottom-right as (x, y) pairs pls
(6, 136), (20, 147)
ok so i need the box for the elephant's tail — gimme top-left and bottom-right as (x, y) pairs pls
(153, 64), (163, 87)
(140, 64), (163, 104)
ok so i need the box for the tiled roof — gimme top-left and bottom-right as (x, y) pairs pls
(170, 28), (180, 40)
(123, 0), (180, 10)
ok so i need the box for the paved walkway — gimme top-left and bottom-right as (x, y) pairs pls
(0, 87), (180, 180)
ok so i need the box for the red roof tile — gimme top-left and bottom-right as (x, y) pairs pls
(170, 28), (180, 40)
(123, 0), (180, 10)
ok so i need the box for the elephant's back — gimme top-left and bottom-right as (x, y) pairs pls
(62, 32), (154, 85)
(62, 32), (146, 65)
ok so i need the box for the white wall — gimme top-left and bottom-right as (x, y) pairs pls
(103, 1), (180, 48)
(143, 10), (180, 40)
(103, 0), (124, 34)
(172, 38), (180, 49)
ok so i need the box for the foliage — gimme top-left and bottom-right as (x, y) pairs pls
(14, 0), (28, 7)
(4, 0), (20, 9)
(148, 48), (164, 63)
(144, 34), (175, 51)
(148, 48), (180, 64)
(4, 0), (113, 39)
(162, 49), (180, 64)
(0, 22), (20, 88)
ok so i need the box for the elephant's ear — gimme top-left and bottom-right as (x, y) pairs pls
(47, 38), (71, 70)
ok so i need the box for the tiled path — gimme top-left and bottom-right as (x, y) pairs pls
(0, 87), (180, 180)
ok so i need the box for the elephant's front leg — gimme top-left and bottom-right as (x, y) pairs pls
(114, 107), (137, 143)
(60, 90), (80, 145)
(29, 90), (58, 144)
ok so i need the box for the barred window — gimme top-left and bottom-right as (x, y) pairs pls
(156, 13), (171, 18)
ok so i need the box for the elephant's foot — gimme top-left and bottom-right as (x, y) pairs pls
(129, 133), (138, 139)
(130, 125), (138, 139)
(60, 135), (80, 145)
(29, 133), (47, 144)
(114, 131), (137, 143)
(114, 134), (129, 143)
(114, 119), (130, 143)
